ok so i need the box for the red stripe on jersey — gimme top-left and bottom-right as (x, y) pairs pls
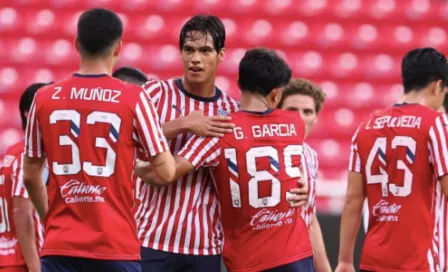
(24, 99), (43, 158)
(135, 92), (168, 156)
(137, 78), (239, 255)
(0, 141), (43, 267)
(348, 126), (361, 172)
(11, 153), (27, 198)
(432, 115), (448, 176)
(302, 143), (317, 228)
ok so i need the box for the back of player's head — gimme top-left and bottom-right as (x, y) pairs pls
(402, 47), (448, 93)
(112, 66), (148, 86)
(77, 8), (123, 57)
(277, 78), (326, 113)
(20, 82), (52, 130)
(238, 48), (292, 97)
(179, 14), (225, 52)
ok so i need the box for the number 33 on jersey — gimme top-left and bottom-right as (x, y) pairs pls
(23, 74), (169, 261)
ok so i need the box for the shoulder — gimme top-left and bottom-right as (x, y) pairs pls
(142, 78), (175, 92)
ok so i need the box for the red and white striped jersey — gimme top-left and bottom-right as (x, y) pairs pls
(0, 141), (43, 268)
(301, 143), (318, 228)
(349, 103), (448, 272)
(135, 78), (239, 255)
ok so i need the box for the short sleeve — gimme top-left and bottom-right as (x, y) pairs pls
(177, 135), (221, 169)
(428, 114), (448, 179)
(348, 126), (361, 172)
(142, 79), (163, 107)
(11, 153), (28, 198)
(24, 96), (44, 158)
(134, 90), (169, 157)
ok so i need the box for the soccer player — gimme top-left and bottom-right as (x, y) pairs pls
(112, 66), (148, 86)
(336, 47), (448, 272)
(0, 83), (48, 272)
(277, 78), (331, 272)
(138, 48), (314, 272)
(22, 8), (174, 272)
(135, 15), (238, 272)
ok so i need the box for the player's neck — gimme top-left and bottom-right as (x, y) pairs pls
(240, 92), (272, 112)
(182, 78), (216, 98)
(78, 57), (114, 76)
(398, 92), (430, 107)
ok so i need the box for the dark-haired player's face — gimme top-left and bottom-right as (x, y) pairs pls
(181, 31), (223, 84)
(281, 94), (317, 137)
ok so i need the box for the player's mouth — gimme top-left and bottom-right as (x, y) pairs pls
(189, 67), (203, 75)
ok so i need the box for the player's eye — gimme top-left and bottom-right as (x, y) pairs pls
(303, 110), (314, 115)
(200, 47), (212, 53)
(184, 47), (194, 53)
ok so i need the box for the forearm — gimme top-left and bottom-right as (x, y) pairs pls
(309, 214), (331, 272)
(13, 202), (40, 270)
(162, 117), (188, 140)
(338, 196), (364, 264)
(24, 180), (48, 221)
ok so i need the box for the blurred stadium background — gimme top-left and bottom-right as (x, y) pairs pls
(1, 0), (445, 268)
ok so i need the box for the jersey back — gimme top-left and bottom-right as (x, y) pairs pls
(24, 74), (168, 260)
(181, 109), (313, 272)
(350, 103), (448, 271)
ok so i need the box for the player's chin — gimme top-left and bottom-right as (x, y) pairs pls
(186, 73), (206, 83)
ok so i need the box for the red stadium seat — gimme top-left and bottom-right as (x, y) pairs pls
(2, 0), (448, 210)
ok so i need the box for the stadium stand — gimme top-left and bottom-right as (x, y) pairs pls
(1, 0), (446, 213)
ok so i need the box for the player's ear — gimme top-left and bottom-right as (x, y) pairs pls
(74, 36), (81, 53)
(113, 40), (122, 57)
(217, 48), (225, 63)
(271, 87), (282, 107)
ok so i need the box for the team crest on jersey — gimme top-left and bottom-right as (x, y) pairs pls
(2, 155), (15, 167)
(218, 109), (230, 116)
(97, 168), (103, 175)
(63, 165), (69, 173)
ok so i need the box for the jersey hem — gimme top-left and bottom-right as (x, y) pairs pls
(41, 249), (140, 261)
(227, 251), (314, 272)
(360, 264), (430, 272)
(0, 262), (26, 268)
(140, 243), (221, 256)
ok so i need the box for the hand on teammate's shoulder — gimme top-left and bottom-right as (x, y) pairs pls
(185, 110), (235, 137)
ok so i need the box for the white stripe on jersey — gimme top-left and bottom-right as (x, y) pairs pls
(302, 143), (318, 228)
(136, 78), (239, 255)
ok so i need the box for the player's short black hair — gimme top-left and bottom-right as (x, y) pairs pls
(238, 48), (292, 97)
(19, 82), (52, 130)
(112, 66), (148, 86)
(179, 14), (225, 52)
(77, 8), (123, 57)
(402, 47), (448, 93)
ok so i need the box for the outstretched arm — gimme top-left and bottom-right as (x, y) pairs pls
(162, 111), (234, 140)
(23, 156), (47, 221)
(336, 172), (365, 272)
(135, 155), (195, 186)
(309, 213), (331, 272)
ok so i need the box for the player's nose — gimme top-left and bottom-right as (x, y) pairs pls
(191, 52), (201, 64)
